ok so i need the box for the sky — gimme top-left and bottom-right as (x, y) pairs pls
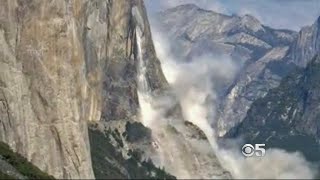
(145, 0), (320, 31)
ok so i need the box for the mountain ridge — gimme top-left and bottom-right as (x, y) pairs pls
(154, 3), (320, 136)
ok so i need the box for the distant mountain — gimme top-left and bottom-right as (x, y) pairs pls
(226, 55), (320, 162)
(155, 4), (320, 136)
(218, 15), (320, 136)
(156, 3), (297, 64)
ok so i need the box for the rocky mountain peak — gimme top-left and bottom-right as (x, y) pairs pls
(163, 3), (224, 15)
(241, 14), (259, 21)
(239, 14), (264, 32)
(161, 3), (203, 15)
(158, 5), (297, 47)
(291, 16), (320, 66)
(173, 3), (200, 10)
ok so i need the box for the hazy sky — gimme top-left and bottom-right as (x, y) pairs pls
(145, 0), (320, 31)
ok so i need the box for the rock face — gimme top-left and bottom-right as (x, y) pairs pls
(0, 0), (159, 178)
(83, 0), (168, 123)
(290, 17), (320, 66)
(96, 2), (230, 179)
(217, 46), (296, 135)
(0, 0), (95, 178)
(0, 0), (230, 179)
(226, 55), (320, 162)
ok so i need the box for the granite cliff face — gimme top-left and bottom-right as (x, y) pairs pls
(0, 0), (157, 178)
(93, 2), (230, 178)
(85, 0), (169, 123)
(290, 17), (320, 66)
(0, 0), (163, 178)
(0, 0), (230, 179)
(0, 0), (95, 178)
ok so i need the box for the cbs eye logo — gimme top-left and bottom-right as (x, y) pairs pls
(242, 144), (266, 157)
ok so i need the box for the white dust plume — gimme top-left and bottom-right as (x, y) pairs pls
(148, 23), (317, 179)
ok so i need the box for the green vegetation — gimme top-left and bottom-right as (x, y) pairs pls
(124, 121), (152, 143)
(0, 141), (54, 179)
(89, 125), (175, 179)
(0, 171), (15, 179)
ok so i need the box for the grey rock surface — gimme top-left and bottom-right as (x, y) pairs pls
(0, 0), (95, 178)
(94, 1), (231, 178)
(0, 0), (230, 179)
(290, 17), (320, 66)
(217, 46), (293, 135)
(83, 0), (169, 123)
